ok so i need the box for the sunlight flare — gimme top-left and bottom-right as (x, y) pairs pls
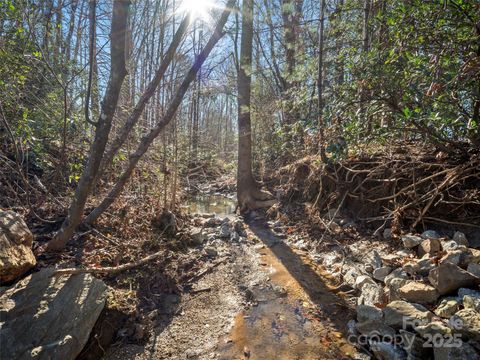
(178, 0), (219, 22)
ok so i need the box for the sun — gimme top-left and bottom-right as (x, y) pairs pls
(178, 0), (218, 22)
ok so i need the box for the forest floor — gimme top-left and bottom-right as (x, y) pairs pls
(106, 211), (358, 360)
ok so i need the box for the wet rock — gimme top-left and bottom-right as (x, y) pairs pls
(219, 222), (232, 238)
(403, 256), (436, 276)
(433, 341), (480, 360)
(0, 268), (107, 360)
(417, 238), (442, 257)
(373, 266), (393, 282)
(434, 298), (460, 318)
(452, 231), (469, 247)
(384, 301), (434, 329)
(369, 341), (407, 360)
(398, 282), (439, 304)
(421, 230), (441, 239)
(190, 227), (207, 245)
(355, 275), (376, 290)
(451, 309), (480, 341)
(0, 210), (36, 283)
(428, 263), (480, 295)
(467, 262), (480, 277)
(358, 282), (384, 306)
(402, 234), (423, 249)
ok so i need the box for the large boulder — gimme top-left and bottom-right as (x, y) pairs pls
(428, 263), (480, 295)
(0, 210), (36, 283)
(0, 268), (107, 360)
(398, 282), (439, 304)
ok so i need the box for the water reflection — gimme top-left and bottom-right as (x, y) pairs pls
(185, 194), (236, 216)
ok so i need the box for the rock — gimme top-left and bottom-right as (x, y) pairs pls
(463, 295), (480, 312)
(364, 264), (374, 273)
(403, 256), (436, 276)
(233, 220), (247, 237)
(421, 230), (441, 239)
(439, 250), (465, 267)
(399, 330), (431, 360)
(373, 266), (392, 282)
(467, 263), (480, 277)
(0, 268), (107, 360)
(441, 240), (466, 252)
(372, 250), (383, 269)
(434, 341), (480, 360)
(428, 263), (480, 295)
(230, 231), (240, 242)
(219, 222), (231, 238)
(384, 301), (434, 329)
(343, 268), (362, 287)
(152, 210), (177, 235)
(0, 210), (36, 283)
(415, 321), (452, 338)
(417, 238), (442, 257)
(355, 305), (395, 336)
(383, 228), (392, 240)
(355, 275), (376, 290)
(204, 216), (222, 227)
(369, 342), (407, 360)
(452, 231), (469, 247)
(402, 234), (423, 249)
(385, 268), (410, 286)
(459, 248), (480, 268)
(358, 282), (384, 306)
(204, 247), (218, 257)
(434, 298), (460, 318)
(387, 278), (411, 301)
(398, 282), (439, 304)
(451, 309), (480, 341)
(458, 287), (480, 299)
(190, 227), (206, 245)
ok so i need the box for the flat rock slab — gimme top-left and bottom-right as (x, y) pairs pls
(0, 268), (107, 360)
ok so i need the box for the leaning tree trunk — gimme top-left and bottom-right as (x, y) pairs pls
(46, 0), (130, 252)
(84, 0), (236, 225)
(236, 0), (275, 212)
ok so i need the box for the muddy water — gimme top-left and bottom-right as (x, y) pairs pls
(217, 222), (357, 360)
(184, 194), (236, 216)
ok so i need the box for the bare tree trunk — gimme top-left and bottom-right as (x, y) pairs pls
(237, 0), (275, 211)
(84, 0), (235, 224)
(46, 0), (130, 251)
(317, 0), (327, 161)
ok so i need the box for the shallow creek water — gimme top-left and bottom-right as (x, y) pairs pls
(187, 194), (357, 359)
(184, 194), (236, 216)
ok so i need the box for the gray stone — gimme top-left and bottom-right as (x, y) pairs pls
(459, 248), (480, 268)
(441, 240), (466, 252)
(204, 216), (222, 227)
(458, 288), (480, 299)
(219, 222), (232, 238)
(384, 301), (434, 329)
(355, 305), (395, 337)
(415, 321), (452, 338)
(434, 341), (480, 360)
(355, 275), (376, 290)
(398, 282), (439, 304)
(463, 295), (480, 312)
(369, 341), (407, 360)
(0, 268), (107, 360)
(421, 230), (441, 239)
(372, 250), (383, 270)
(402, 235), (423, 249)
(428, 263), (480, 295)
(403, 257), (436, 276)
(387, 278), (412, 301)
(434, 298), (460, 318)
(344, 268), (362, 287)
(452, 231), (469, 247)
(190, 227), (207, 245)
(230, 231), (240, 242)
(439, 250), (465, 267)
(467, 262), (480, 277)
(373, 266), (393, 282)
(417, 238), (442, 257)
(451, 309), (480, 341)
(383, 228), (392, 240)
(233, 220), (247, 237)
(358, 282), (384, 306)
(0, 210), (36, 283)
(385, 268), (410, 286)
